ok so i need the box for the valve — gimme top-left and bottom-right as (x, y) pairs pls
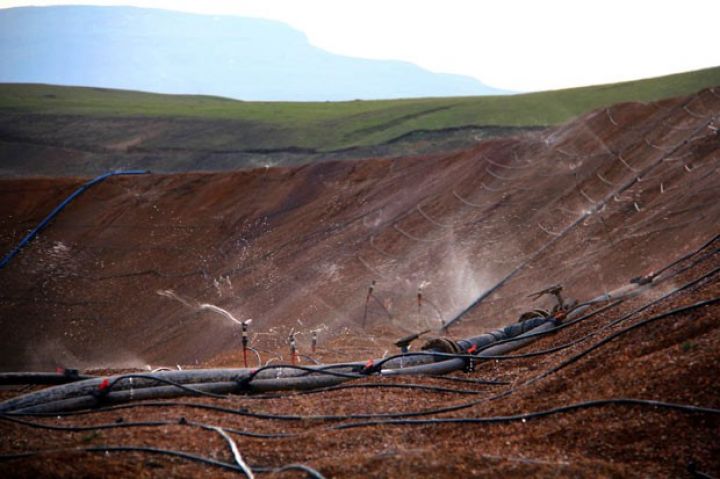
(363, 280), (376, 328)
(394, 329), (430, 354)
(528, 285), (565, 308)
(240, 319), (252, 368)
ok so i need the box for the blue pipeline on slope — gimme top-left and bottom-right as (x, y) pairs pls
(0, 170), (150, 270)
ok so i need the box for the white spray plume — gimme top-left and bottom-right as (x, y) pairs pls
(198, 303), (246, 325)
(156, 289), (195, 309)
(157, 289), (250, 326)
(442, 242), (495, 319)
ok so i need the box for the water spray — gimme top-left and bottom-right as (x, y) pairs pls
(197, 304), (243, 325)
(157, 290), (254, 365)
(156, 290), (248, 326)
(156, 289), (195, 309)
(288, 330), (298, 365)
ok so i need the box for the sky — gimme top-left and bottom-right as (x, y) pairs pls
(2, 0), (719, 92)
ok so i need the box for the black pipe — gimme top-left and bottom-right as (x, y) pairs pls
(0, 372), (95, 385)
(0, 316), (554, 414)
(0, 446), (326, 478)
(332, 398), (720, 430)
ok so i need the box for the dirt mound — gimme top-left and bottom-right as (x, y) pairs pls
(0, 88), (719, 477)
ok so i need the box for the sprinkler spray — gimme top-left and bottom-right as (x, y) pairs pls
(288, 330), (298, 365)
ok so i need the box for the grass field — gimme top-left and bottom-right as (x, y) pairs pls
(1, 66), (718, 151)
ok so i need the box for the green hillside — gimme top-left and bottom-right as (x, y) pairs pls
(1, 66), (718, 151)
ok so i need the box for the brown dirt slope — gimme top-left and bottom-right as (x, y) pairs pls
(0, 88), (719, 477)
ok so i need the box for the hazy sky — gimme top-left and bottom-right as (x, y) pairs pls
(2, 0), (719, 92)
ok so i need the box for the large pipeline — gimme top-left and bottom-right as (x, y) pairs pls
(0, 371), (95, 386)
(1, 316), (557, 414)
(0, 366), (363, 413)
(381, 319), (559, 377)
(0, 280), (668, 414)
(3, 236), (713, 415)
(0, 169), (150, 270)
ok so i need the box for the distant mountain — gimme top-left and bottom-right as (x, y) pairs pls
(0, 6), (506, 101)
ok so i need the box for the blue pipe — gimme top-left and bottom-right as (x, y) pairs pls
(0, 170), (150, 270)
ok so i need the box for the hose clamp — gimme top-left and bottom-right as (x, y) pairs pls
(90, 378), (111, 405)
(235, 372), (255, 390)
(464, 357), (477, 373)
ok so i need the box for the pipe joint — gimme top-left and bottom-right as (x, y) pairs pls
(89, 378), (112, 405)
(234, 373), (254, 391)
(420, 338), (463, 355)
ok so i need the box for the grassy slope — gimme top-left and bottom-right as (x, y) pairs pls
(0, 66), (718, 151)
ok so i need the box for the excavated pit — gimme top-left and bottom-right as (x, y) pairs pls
(0, 88), (719, 477)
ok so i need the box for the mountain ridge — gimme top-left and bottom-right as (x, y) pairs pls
(0, 5), (506, 101)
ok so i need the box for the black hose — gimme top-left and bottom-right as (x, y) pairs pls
(479, 263), (720, 361)
(381, 320), (559, 377)
(471, 300), (623, 355)
(0, 372), (95, 386)
(6, 394), (717, 479)
(527, 296), (720, 386)
(0, 414), (290, 438)
(469, 239), (720, 357)
(217, 381), (497, 400)
(332, 398), (720, 430)
(0, 170), (150, 270)
(427, 375), (510, 385)
(0, 445), (326, 478)
(278, 382), (486, 396)
(653, 233), (720, 280)
(0, 446), (250, 475)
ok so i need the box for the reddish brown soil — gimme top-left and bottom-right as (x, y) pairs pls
(0, 88), (719, 477)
